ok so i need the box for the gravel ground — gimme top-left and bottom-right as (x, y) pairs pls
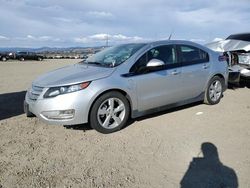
(0, 59), (250, 188)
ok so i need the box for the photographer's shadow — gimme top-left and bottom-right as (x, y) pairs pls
(180, 142), (238, 188)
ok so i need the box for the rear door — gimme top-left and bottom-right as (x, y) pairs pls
(177, 45), (210, 99)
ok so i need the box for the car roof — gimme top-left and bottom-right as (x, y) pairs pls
(147, 40), (197, 45)
(145, 40), (212, 53)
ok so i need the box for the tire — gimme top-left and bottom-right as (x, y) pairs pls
(204, 76), (224, 105)
(90, 91), (130, 134)
(1, 57), (7, 61)
(19, 57), (25, 61)
(37, 57), (43, 61)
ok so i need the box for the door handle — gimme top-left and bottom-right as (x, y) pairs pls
(202, 64), (209, 69)
(171, 70), (180, 75)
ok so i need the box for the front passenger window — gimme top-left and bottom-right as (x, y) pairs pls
(130, 45), (177, 74)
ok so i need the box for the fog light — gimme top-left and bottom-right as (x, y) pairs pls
(41, 109), (75, 120)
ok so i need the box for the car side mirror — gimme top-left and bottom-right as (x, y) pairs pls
(146, 59), (165, 70)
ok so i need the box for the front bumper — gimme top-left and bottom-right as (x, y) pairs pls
(24, 88), (94, 125)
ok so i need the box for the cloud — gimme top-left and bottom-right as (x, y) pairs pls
(113, 34), (144, 41)
(27, 35), (35, 39)
(74, 37), (88, 43)
(0, 35), (9, 40)
(89, 33), (111, 40)
(53, 17), (73, 23)
(212, 38), (224, 42)
(190, 39), (206, 43)
(18, 35), (61, 42)
(0, 0), (250, 47)
(74, 34), (148, 44)
(87, 11), (114, 19)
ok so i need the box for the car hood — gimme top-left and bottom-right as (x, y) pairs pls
(33, 63), (115, 87)
(205, 39), (250, 52)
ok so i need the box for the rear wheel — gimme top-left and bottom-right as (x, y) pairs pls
(37, 57), (43, 61)
(204, 76), (224, 105)
(19, 57), (25, 61)
(90, 91), (130, 134)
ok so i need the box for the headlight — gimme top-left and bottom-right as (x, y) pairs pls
(44, 82), (90, 98)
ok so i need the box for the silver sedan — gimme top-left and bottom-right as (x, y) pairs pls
(24, 40), (228, 133)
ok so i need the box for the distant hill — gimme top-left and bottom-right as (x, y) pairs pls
(0, 46), (106, 53)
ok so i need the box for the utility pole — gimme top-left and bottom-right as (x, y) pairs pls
(106, 34), (109, 47)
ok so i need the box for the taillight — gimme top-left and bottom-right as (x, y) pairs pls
(218, 55), (227, 62)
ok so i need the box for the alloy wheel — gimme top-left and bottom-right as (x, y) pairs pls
(97, 97), (126, 129)
(209, 80), (222, 102)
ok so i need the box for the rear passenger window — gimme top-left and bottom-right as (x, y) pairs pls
(178, 45), (209, 65)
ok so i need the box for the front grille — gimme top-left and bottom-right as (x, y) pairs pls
(28, 85), (44, 101)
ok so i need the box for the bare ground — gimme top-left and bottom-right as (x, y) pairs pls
(0, 59), (250, 188)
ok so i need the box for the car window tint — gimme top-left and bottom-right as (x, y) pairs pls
(150, 46), (177, 64)
(130, 45), (177, 73)
(178, 45), (209, 65)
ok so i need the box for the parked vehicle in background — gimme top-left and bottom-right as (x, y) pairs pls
(0, 52), (10, 61)
(16, 52), (44, 61)
(24, 40), (228, 134)
(206, 33), (250, 84)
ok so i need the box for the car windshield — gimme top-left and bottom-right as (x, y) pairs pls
(82, 43), (145, 67)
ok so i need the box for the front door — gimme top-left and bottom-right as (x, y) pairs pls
(129, 45), (183, 111)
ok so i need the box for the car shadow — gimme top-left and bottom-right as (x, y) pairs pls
(228, 79), (250, 89)
(0, 91), (26, 121)
(124, 101), (203, 128)
(180, 142), (238, 188)
(66, 101), (203, 132)
(64, 123), (93, 132)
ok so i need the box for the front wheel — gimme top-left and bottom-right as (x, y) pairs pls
(90, 92), (130, 134)
(204, 76), (224, 105)
(1, 57), (7, 61)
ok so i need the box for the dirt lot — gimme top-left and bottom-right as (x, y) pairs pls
(0, 59), (250, 188)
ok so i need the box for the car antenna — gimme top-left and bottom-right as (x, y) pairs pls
(168, 29), (174, 40)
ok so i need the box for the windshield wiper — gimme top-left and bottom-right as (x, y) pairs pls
(87, 61), (102, 65)
(86, 61), (111, 67)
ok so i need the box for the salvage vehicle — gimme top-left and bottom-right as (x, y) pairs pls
(16, 51), (44, 61)
(24, 40), (228, 133)
(206, 33), (250, 84)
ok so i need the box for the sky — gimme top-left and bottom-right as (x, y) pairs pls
(0, 0), (250, 48)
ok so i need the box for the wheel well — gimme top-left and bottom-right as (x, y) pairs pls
(88, 89), (132, 121)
